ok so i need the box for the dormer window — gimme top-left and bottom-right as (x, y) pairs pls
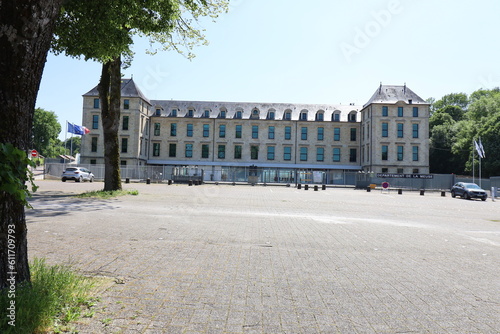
(300, 111), (308, 121)
(219, 109), (226, 118)
(267, 110), (275, 120)
(155, 109), (161, 116)
(316, 111), (324, 121)
(251, 109), (260, 119)
(348, 111), (357, 122)
(284, 112), (291, 120)
(202, 110), (210, 118)
(332, 111), (340, 122)
(170, 109), (177, 117)
(187, 109), (194, 117)
(234, 110), (242, 119)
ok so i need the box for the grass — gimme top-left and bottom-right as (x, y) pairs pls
(0, 258), (100, 334)
(75, 189), (139, 199)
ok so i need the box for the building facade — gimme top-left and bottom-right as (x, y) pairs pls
(80, 79), (429, 183)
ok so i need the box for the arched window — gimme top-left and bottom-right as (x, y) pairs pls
(251, 108), (260, 119)
(332, 110), (341, 122)
(316, 110), (324, 121)
(348, 111), (357, 122)
(267, 108), (276, 120)
(283, 109), (292, 120)
(300, 110), (308, 121)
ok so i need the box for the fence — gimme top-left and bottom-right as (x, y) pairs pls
(44, 163), (500, 192)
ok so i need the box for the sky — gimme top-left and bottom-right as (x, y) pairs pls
(36, 0), (500, 140)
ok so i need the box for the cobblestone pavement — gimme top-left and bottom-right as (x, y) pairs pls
(27, 181), (500, 333)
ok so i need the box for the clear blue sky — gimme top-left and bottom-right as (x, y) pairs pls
(36, 0), (500, 140)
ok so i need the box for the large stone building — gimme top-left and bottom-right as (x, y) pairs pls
(80, 79), (429, 183)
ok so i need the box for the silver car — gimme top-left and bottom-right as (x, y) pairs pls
(61, 167), (94, 183)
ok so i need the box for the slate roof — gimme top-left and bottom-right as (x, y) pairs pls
(363, 84), (428, 107)
(82, 78), (150, 104)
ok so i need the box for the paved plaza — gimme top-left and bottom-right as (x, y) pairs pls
(26, 181), (499, 333)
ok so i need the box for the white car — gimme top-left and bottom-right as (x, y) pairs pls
(61, 167), (94, 183)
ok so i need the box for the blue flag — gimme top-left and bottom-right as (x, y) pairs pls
(67, 122), (90, 135)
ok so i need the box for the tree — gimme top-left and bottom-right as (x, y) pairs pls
(52, 0), (229, 191)
(0, 0), (64, 288)
(433, 92), (469, 111)
(32, 108), (62, 157)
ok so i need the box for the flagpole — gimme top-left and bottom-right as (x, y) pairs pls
(472, 138), (475, 184)
(479, 137), (482, 188)
(65, 121), (69, 155)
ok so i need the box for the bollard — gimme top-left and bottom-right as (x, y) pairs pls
(188, 180), (193, 186)
(125, 178), (130, 184)
(232, 182), (236, 186)
(322, 184), (326, 190)
(398, 189), (402, 195)
(304, 184), (309, 191)
(146, 178), (151, 184)
(367, 186), (371, 192)
(286, 184), (290, 187)
(298, 184), (302, 189)
(168, 179), (172, 185)
(441, 191), (446, 197)
(314, 185), (318, 191)
(420, 190), (425, 196)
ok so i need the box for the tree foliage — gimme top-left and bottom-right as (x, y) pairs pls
(429, 88), (500, 177)
(52, 0), (228, 191)
(32, 108), (61, 157)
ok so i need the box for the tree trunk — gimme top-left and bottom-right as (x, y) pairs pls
(0, 0), (63, 288)
(97, 56), (122, 191)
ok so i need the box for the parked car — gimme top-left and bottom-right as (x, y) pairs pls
(61, 167), (94, 182)
(450, 182), (487, 201)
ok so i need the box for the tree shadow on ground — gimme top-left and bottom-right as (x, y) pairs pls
(26, 191), (118, 220)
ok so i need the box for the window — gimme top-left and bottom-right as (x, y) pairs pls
(251, 145), (259, 160)
(121, 138), (128, 153)
(153, 143), (160, 157)
(413, 146), (419, 161)
(235, 125), (242, 138)
(300, 112), (308, 121)
(413, 107), (419, 117)
(156, 109), (161, 116)
(267, 146), (275, 160)
(267, 111), (275, 120)
(300, 147), (308, 161)
(382, 168), (388, 173)
(350, 128), (357, 141)
(150, 123), (159, 136)
(91, 159), (97, 165)
(397, 123), (404, 138)
(187, 109), (194, 117)
(122, 116), (129, 130)
(203, 124), (209, 137)
(91, 137), (98, 152)
(268, 126), (275, 139)
(397, 168), (404, 173)
(284, 112), (291, 120)
(398, 107), (403, 117)
(202, 110), (210, 118)
(219, 124), (226, 138)
(412, 124), (419, 138)
(219, 110), (226, 118)
(334, 128), (340, 141)
(92, 115), (99, 129)
(252, 125), (258, 139)
(316, 147), (324, 162)
(382, 123), (388, 137)
(251, 109), (259, 119)
(316, 112), (324, 121)
(218, 145), (226, 159)
(234, 145), (242, 159)
(333, 148), (341, 162)
(187, 124), (193, 137)
(185, 144), (193, 158)
(93, 98), (100, 109)
(283, 147), (292, 161)
(382, 106), (388, 117)
(413, 168), (419, 174)
(124, 99), (130, 110)
(348, 112), (357, 122)
(349, 148), (357, 162)
(382, 145), (388, 161)
(171, 109), (177, 117)
(235, 111), (242, 119)
(301, 127), (307, 140)
(169, 143), (176, 157)
(397, 146), (404, 161)
(201, 144), (209, 158)
(333, 112), (340, 122)
(317, 127), (324, 141)
(170, 123), (177, 137)
(285, 126), (291, 140)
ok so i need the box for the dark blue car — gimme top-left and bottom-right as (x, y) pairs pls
(451, 182), (487, 201)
